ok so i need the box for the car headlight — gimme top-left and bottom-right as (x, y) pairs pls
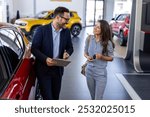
(18, 23), (27, 26)
(15, 22), (27, 26)
(20, 23), (27, 26)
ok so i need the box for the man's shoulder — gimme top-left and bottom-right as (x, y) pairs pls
(61, 28), (70, 33)
(38, 24), (51, 30)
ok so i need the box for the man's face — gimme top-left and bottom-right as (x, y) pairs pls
(57, 12), (70, 28)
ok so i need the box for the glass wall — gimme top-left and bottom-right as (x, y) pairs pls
(86, 0), (104, 26)
(0, 1), (2, 22)
(113, 0), (132, 17)
(0, 0), (6, 22)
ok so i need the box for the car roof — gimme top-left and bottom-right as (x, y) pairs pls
(0, 22), (13, 28)
(0, 22), (17, 29)
(119, 13), (130, 16)
(0, 22), (30, 45)
(0, 22), (20, 31)
(47, 10), (77, 13)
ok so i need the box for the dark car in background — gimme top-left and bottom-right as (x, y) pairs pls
(110, 14), (130, 46)
(0, 23), (36, 100)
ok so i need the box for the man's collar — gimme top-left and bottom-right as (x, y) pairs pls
(51, 23), (62, 33)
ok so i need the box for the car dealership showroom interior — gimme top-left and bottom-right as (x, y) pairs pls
(0, 0), (150, 100)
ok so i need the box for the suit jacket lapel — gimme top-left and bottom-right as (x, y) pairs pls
(59, 30), (64, 57)
(48, 23), (53, 57)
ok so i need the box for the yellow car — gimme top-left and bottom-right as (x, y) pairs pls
(15, 10), (82, 39)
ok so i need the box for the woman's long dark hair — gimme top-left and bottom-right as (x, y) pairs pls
(98, 20), (115, 55)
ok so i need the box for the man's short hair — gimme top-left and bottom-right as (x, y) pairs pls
(54, 6), (69, 17)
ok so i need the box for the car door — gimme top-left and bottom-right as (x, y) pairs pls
(0, 28), (35, 100)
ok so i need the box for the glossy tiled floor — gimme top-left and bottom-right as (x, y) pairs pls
(59, 27), (150, 100)
(59, 27), (133, 100)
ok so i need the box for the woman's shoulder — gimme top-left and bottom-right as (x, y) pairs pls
(89, 34), (94, 38)
(108, 40), (114, 48)
(108, 40), (112, 44)
(86, 35), (94, 40)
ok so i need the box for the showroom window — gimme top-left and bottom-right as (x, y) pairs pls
(113, 0), (132, 17)
(0, 0), (6, 22)
(86, 0), (104, 26)
(0, 1), (2, 21)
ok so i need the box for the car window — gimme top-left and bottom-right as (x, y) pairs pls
(0, 29), (24, 57)
(35, 11), (49, 19)
(122, 15), (128, 20)
(46, 13), (54, 19)
(0, 28), (24, 74)
(116, 15), (123, 21)
(14, 31), (24, 50)
(116, 14), (128, 21)
(0, 53), (9, 92)
(70, 12), (73, 17)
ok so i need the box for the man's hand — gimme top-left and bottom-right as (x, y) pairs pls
(46, 57), (57, 66)
(63, 51), (70, 59)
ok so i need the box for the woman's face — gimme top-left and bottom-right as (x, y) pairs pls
(93, 22), (101, 35)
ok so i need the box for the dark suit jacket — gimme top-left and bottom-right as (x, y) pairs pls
(31, 23), (73, 77)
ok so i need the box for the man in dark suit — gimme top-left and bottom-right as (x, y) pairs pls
(31, 6), (73, 100)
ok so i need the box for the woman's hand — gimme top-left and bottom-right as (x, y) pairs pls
(87, 56), (93, 61)
(95, 54), (113, 61)
(96, 54), (103, 59)
(84, 53), (93, 61)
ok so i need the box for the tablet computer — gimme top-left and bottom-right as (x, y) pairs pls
(53, 59), (71, 67)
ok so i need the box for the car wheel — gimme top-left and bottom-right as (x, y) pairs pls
(112, 33), (114, 38)
(70, 24), (81, 37)
(119, 31), (126, 46)
(35, 81), (43, 100)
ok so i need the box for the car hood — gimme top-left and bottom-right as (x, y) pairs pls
(17, 18), (40, 22)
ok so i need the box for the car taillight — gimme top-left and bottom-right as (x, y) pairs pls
(124, 29), (128, 37)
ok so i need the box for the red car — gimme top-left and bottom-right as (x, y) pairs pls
(0, 23), (36, 100)
(110, 14), (130, 46)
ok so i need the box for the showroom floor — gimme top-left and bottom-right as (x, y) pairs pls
(59, 27), (150, 100)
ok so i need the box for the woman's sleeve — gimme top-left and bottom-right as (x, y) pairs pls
(107, 41), (114, 57)
(84, 36), (89, 53)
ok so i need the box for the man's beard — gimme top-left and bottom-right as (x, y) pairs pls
(57, 22), (65, 29)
